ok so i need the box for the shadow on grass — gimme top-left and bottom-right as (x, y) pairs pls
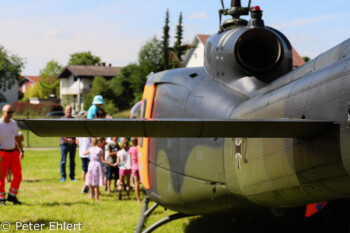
(41, 201), (93, 207)
(183, 214), (340, 233)
(22, 179), (59, 183)
(8, 201), (93, 207)
(184, 215), (235, 233)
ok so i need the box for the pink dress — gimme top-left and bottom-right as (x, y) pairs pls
(129, 146), (139, 177)
(86, 147), (104, 186)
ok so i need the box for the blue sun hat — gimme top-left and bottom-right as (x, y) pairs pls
(92, 95), (105, 105)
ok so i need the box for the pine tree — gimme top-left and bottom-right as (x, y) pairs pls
(161, 9), (170, 70)
(174, 12), (184, 61)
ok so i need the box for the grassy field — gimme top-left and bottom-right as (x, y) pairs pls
(1, 147), (322, 233)
(0, 149), (197, 233)
(15, 109), (130, 148)
(19, 130), (60, 148)
(0, 150), (327, 232)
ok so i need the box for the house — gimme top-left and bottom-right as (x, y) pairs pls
(0, 80), (18, 108)
(291, 47), (306, 67)
(183, 34), (305, 68)
(57, 64), (122, 111)
(19, 75), (40, 94)
(183, 34), (210, 68)
(0, 75), (39, 107)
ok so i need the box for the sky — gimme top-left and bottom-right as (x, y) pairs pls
(0, 0), (349, 75)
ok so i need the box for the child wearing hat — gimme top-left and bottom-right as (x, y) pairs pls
(87, 95), (105, 119)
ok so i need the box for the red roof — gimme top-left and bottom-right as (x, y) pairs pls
(197, 34), (210, 45)
(292, 47), (305, 67)
(18, 76), (41, 93)
(23, 76), (40, 84)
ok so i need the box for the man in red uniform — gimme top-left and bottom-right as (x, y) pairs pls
(0, 104), (24, 206)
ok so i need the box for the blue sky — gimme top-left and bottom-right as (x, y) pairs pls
(0, 0), (349, 75)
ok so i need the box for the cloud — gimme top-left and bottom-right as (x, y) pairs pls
(44, 28), (61, 37)
(187, 12), (208, 19)
(272, 14), (338, 29)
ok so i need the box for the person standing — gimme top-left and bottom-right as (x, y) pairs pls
(59, 105), (77, 182)
(129, 137), (141, 202)
(84, 138), (115, 201)
(87, 95), (105, 119)
(76, 137), (91, 193)
(0, 104), (24, 206)
(116, 138), (131, 200)
(106, 137), (120, 194)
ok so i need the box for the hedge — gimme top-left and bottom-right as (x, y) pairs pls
(13, 102), (63, 116)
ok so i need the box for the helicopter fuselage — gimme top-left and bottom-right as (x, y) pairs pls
(139, 32), (350, 215)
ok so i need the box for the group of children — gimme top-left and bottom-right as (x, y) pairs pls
(78, 136), (141, 202)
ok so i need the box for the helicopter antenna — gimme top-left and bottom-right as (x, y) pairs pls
(247, 0), (252, 9)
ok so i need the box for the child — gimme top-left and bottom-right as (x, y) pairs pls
(116, 138), (131, 200)
(76, 137), (91, 194)
(106, 137), (120, 194)
(129, 137), (141, 202)
(84, 137), (115, 201)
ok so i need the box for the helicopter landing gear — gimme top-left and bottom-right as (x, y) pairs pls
(134, 197), (191, 233)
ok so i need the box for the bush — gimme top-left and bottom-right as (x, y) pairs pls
(13, 102), (63, 116)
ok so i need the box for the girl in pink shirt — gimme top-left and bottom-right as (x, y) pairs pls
(129, 137), (141, 202)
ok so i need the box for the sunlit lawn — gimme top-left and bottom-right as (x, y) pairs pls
(10, 116), (263, 232)
(5, 115), (338, 232)
(0, 150), (192, 233)
(19, 129), (60, 148)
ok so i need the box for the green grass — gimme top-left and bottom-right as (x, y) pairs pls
(15, 110), (131, 148)
(19, 130), (60, 148)
(0, 150), (310, 232)
(0, 150), (194, 233)
(112, 109), (131, 119)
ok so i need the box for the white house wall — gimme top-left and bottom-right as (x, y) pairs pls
(186, 42), (205, 68)
(82, 79), (91, 93)
(60, 78), (68, 99)
(60, 74), (91, 97)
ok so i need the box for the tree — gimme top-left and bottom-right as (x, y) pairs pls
(138, 36), (163, 75)
(128, 65), (147, 103)
(68, 51), (101, 66)
(0, 45), (24, 102)
(303, 56), (310, 63)
(83, 76), (118, 115)
(37, 60), (63, 98)
(132, 36), (164, 102)
(110, 67), (136, 110)
(22, 84), (40, 102)
(174, 12), (184, 61)
(161, 9), (170, 70)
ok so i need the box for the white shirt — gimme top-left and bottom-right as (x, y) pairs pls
(0, 119), (18, 149)
(77, 137), (91, 158)
(117, 149), (131, 170)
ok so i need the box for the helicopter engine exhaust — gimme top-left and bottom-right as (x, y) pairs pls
(204, 7), (293, 83)
(235, 28), (282, 73)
